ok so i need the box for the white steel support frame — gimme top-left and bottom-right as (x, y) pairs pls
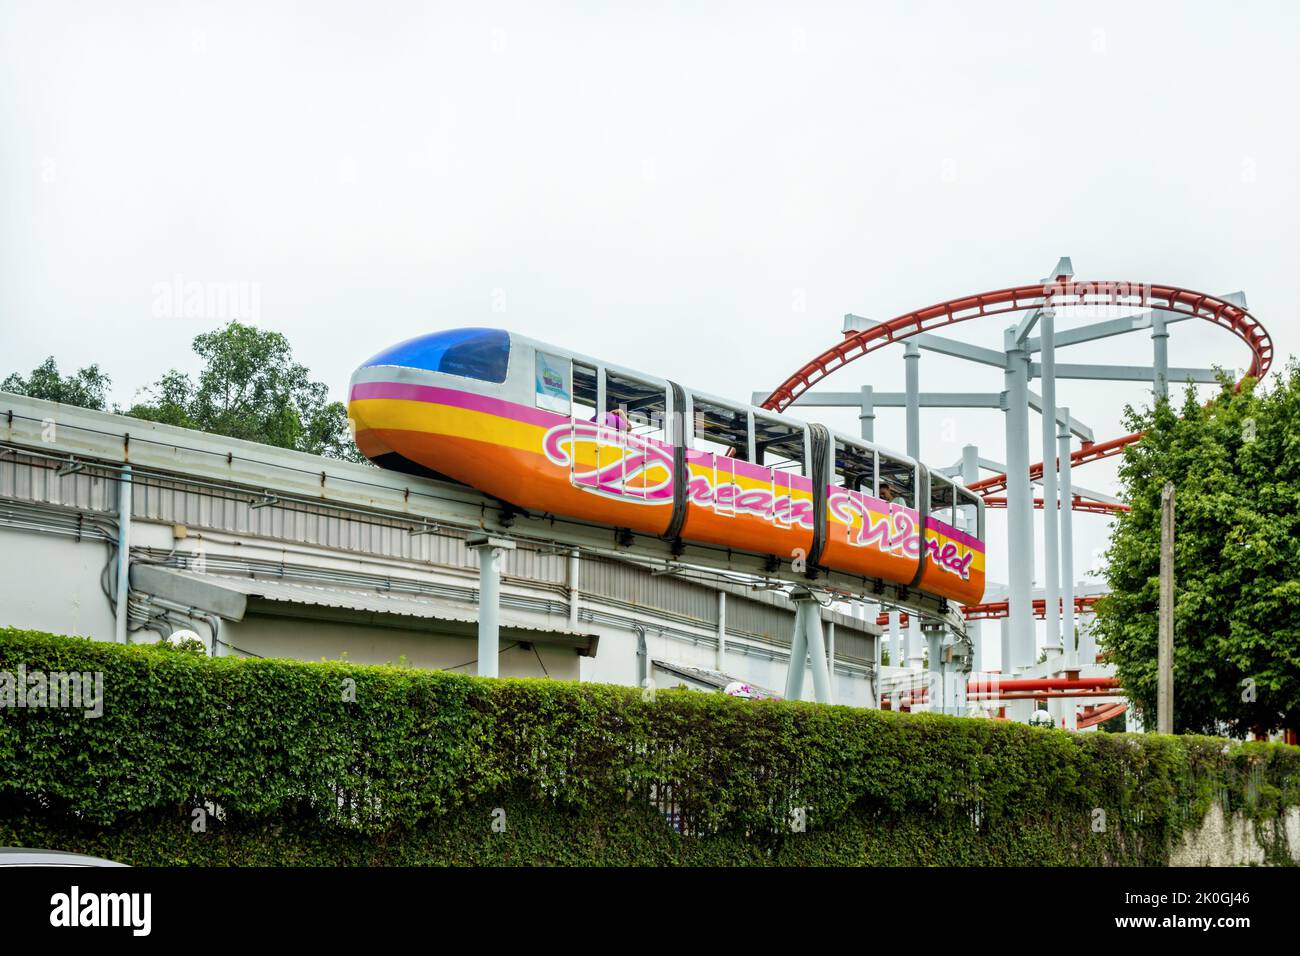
(1152, 314), (1170, 400)
(783, 592), (834, 703)
(904, 342), (924, 672)
(925, 626), (942, 713)
(468, 534), (516, 678)
(999, 618), (1011, 678)
(770, 388), (1093, 444)
(1038, 309), (1062, 657)
(1058, 411), (1077, 673)
(1059, 406), (1079, 731)
(859, 385), (875, 442)
(961, 444), (983, 673)
(904, 341), (921, 461)
(1002, 327), (1035, 671)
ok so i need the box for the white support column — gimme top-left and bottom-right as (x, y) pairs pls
(803, 601), (834, 705)
(908, 617), (924, 671)
(859, 385), (876, 442)
(999, 617), (1011, 676)
(889, 609), (901, 668)
(567, 549), (581, 629)
(468, 534), (516, 678)
(960, 444), (983, 672)
(114, 464), (132, 644)
(716, 590), (727, 672)
(870, 605), (882, 709)
(826, 620), (835, 687)
(1152, 314), (1169, 400)
(904, 342), (921, 460)
(784, 601), (809, 701)
(1003, 329), (1035, 671)
(1039, 311), (1062, 660)
(925, 626), (943, 714)
(1058, 411), (1077, 673)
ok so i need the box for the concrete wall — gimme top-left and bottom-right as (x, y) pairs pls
(1171, 805), (1300, 866)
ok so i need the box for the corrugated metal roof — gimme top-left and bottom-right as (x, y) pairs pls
(136, 567), (598, 654)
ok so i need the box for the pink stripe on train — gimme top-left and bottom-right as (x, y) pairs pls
(350, 381), (563, 430)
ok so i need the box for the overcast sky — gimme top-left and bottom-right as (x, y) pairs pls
(3, 1), (1298, 626)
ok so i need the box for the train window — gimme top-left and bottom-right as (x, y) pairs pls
(753, 414), (806, 476)
(360, 328), (510, 383)
(958, 487), (984, 538)
(929, 475), (956, 525)
(605, 370), (671, 445)
(692, 397), (750, 459)
(534, 351), (571, 413)
(878, 454), (915, 508)
(833, 439), (876, 493)
(571, 362), (599, 420)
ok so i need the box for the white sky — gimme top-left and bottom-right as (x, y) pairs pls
(3, 1), (1298, 634)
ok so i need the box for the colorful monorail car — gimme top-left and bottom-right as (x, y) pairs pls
(348, 328), (985, 606)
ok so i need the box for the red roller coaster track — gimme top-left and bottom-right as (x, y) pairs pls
(877, 595), (1102, 628)
(762, 279), (1272, 621)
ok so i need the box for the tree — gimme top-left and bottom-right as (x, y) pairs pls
(127, 321), (363, 462)
(2, 357), (111, 410)
(1093, 367), (1300, 738)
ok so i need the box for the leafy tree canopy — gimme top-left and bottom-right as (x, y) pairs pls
(126, 321), (362, 462)
(1094, 366), (1300, 737)
(2, 323), (361, 463)
(1, 357), (111, 410)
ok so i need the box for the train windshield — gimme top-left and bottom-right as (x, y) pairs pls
(360, 328), (510, 383)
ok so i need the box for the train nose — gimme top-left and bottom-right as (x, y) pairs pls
(347, 327), (512, 465)
(353, 327), (511, 381)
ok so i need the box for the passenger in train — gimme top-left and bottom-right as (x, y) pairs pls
(597, 409), (631, 430)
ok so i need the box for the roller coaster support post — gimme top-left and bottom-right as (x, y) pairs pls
(1058, 410), (1077, 673)
(904, 342), (921, 460)
(1038, 309), (1062, 658)
(1003, 327), (1035, 671)
(1152, 314), (1170, 400)
(961, 443), (984, 673)
(859, 384), (875, 442)
(904, 342), (924, 671)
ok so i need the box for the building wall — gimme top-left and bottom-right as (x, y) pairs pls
(0, 531), (116, 641)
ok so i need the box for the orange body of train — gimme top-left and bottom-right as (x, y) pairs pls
(348, 328), (985, 606)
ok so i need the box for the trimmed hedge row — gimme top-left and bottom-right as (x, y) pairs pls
(2, 627), (1298, 865)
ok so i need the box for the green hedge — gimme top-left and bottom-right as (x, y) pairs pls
(2, 627), (1298, 865)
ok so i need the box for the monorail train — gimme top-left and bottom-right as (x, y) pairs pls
(347, 328), (986, 606)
